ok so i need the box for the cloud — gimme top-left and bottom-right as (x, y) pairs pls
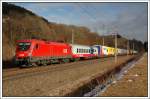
(11, 2), (148, 42)
(82, 3), (148, 42)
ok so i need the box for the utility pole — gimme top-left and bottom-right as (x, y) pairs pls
(95, 27), (98, 44)
(125, 35), (128, 56)
(103, 37), (104, 46)
(115, 32), (117, 63)
(102, 24), (105, 46)
(72, 29), (74, 44)
(133, 42), (134, 54)
(127, 40), (130, 56)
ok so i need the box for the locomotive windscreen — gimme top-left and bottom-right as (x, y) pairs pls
(18, 42), (31, 51)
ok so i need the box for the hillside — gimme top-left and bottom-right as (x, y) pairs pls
(2, 3), (144, 68)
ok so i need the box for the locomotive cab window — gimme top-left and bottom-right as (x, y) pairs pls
(18, 42), (31, 51)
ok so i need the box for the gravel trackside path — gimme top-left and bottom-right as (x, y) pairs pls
(3, 55), (135, 96)
(100, 53), (148, 97)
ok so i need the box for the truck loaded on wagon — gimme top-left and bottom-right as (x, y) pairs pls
(15, 39), (138, 67)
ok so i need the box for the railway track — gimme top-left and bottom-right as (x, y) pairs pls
(3, 55), (130, 81)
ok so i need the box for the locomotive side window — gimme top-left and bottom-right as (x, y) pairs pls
(35, 44), (39, 50)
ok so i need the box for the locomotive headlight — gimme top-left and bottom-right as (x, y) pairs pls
(19, 53), (24, 57)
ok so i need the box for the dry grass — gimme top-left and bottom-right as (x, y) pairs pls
(3, 55), (135, 96)
(101, 53), (148, 97)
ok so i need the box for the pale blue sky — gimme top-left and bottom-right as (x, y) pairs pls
(11, 2), (148, 42)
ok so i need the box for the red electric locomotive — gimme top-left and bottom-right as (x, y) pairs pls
(15, 39), (72, 67)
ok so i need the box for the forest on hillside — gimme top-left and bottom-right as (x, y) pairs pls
(2, 3), (144, 68)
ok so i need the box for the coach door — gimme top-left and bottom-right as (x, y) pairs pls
(90, 47), (94, 54)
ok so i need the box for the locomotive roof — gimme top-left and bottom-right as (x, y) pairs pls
(16, 39), (69, 45)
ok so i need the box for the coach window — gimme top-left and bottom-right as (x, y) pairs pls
(77, 48), (78, 53)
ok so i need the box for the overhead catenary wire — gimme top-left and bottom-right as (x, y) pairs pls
(76, 3), (98, 22)
(75, 3), (107, 46)
(72, 3), (99, 44)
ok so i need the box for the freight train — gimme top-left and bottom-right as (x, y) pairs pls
(15, 39), (137, 67)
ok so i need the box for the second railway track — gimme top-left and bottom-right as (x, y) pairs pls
(3, 56), (118, 81)
(3, 55), (138, 96)
(3, 56), (120, 81)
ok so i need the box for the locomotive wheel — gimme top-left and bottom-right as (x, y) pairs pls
(74, 58), (80, 62)
(47, 60), (51, 65)
(31, 62), (38, 67)
(63, 58), (70, 63)
(59, 59), (64, 64)
(37, 61), (43, 66)
(41, 60), (47, 66)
